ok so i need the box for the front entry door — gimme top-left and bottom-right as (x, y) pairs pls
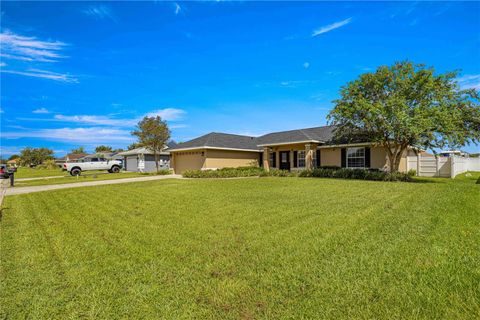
(279, 151), (290, 171)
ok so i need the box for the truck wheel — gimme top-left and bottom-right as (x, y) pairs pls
(111, 165), (120, 173)
(70, 168), (81, 176)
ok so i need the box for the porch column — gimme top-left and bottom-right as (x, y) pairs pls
(305, 143), (315, 170)
(289, 149), (294, 170)
(263, 147), (270, 172)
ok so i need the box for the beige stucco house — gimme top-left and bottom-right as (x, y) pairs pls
(169, 125), (417, 174)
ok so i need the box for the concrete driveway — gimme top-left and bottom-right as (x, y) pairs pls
(4, 174), (184, 196)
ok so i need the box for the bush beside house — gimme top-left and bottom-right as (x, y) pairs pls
(182, 166), (414, 182)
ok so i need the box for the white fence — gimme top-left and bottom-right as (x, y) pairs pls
(407, 155), (480, 178)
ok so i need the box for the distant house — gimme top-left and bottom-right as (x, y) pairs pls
(7, 158), (19, 167)
(78, 153), (123, 161)
(55, 153), (89, 167)
(117, 141), (177, 172)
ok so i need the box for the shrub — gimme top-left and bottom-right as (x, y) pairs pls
(407, 169), (417, 177)
(183, 166), (265, 178)
(260, 169), (297, 177)
(36, 159), (59, 170)
(299, 167), (413, 182)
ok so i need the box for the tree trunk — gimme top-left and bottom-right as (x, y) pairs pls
(384, 143), (407, 173)
(154, 150), (159, 173)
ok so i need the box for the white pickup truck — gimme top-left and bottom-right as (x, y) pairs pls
(63, 157), (123, 176)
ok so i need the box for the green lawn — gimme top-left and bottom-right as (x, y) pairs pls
(14, 167), (66, 178)
(1, 174), (479, 319)
(15, 171), (148, 187)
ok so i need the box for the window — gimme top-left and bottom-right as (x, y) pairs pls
(346, 147), (365, 168)
(297, 150), (306, 167)
(269, 152), (275, 167)
(312, 151), (317, 168)
(91, 158), (99, 162)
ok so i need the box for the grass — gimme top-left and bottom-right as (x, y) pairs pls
(1, 173), (479, 319)
(14, 167), (65, 179)
(15, 171), (147, 187)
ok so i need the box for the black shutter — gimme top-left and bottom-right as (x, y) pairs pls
(272, 152), (276, 168)
(316, 150), (321, 168)
(341, 148), (346, 168)
(365, 147), (371, 168)
(259, 153), (263, 167)
(293, 151), (297, 168)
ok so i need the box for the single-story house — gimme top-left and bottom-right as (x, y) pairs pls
(168, 125), (418, 174)
(117, 141), (177, 172)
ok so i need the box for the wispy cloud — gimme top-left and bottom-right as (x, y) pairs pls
(22, 108), (187, 127)
(83, 5), (116, 22)
(33, 107), (50, 114)
(146, 108), (186, 121)
(0, 30), (67, 62)
(303, 62), (310, 69)
(1, 68), (78, 83)
(457, 74), (480, 90)
(312, 18), (352, 37)
(2, 127), (132, 143)
(174, 2), (182, 15)
(0, 62), (6, 67)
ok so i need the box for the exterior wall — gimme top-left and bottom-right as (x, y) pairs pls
(171, 150), (206, 174)
(371, 147), (388, 171)
(204, 149), (260, 169)
(320, 148), (341, 167)
(124, 154), (170, 172)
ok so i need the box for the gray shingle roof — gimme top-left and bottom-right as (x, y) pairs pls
(170, 132), (259, 151)
(256, 125), (336, 146)
(170, 126), (339, 151)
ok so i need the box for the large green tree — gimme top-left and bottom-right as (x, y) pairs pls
(328, 61), (480, 172)
(131, 116), (170, 172)
(19, 147), (54, 167)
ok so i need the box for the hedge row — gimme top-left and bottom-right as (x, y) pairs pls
(298, 168), (414, 182)
(182, 166), (264, 178)
(182, 166), (414, 182)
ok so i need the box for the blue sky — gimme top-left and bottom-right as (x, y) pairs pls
(1, 1), (479, 156)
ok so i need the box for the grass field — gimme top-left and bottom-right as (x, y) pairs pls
(1, 174), (479, 319)
(15, 171), (148, 187)
(14, 167), (66, 178)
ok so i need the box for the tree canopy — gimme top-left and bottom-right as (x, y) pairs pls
(71, 146), (86, 154)
(95, 145), (113, 153)
(131, 116), (170, 172)
(19, 147), (54, 167)
(328, 61), (480, 171)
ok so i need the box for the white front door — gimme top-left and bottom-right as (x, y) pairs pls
(137, 154), (145, 172)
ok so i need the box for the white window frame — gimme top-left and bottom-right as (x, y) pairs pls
(297, 150), (306, 168)
(346, 147), (365, 168)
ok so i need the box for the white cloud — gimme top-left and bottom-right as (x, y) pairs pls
(54, 114), (135, 126)
(303, 62), (310, 69)
(33, 107), (50, 114)
(146, 108), (186, 121)
(22, 108), (187, 127)
(0, 30), (67, 62)
(0, 107), (4, 113)
(457, 74), (480, 90)
(83, 5), (116, 22)
(0, 62), (6, 67)
(174, 2), (181, 15)
(312, 18), (352, 37)
(1, 68), (78, 83)
(2, 127), (133, 143)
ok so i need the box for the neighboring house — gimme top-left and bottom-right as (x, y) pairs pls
(117, 141), (177, 172)
(169, 125), (419, 174)
(7, 158), (19, 167)
(78, 153), (123, 161)
(55, 153), (89, 167)
(438, 150), (469, 157)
